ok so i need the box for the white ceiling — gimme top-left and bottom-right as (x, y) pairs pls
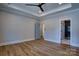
(10, 3), (60, 13)
(0, 3), (79, 18)
(8, 3), (69, 16)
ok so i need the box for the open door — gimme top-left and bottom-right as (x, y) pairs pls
(61, 20), (71, 48)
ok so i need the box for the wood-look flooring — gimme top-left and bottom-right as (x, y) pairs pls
(0, 39), (79, 56)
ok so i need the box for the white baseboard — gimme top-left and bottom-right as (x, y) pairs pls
(0, 39), (34, 46)
(45, 39), (79, 48)
(45, 39), (60, 44)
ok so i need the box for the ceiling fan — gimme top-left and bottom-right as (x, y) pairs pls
(25, 3), (45, 12)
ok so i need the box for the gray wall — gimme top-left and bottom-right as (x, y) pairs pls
(0, 8), (79, 47)
(42, 9), (79, 47)
(0, 11), (37, 45)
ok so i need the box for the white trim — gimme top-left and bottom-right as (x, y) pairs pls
(45, 39), (79, 47)
(59, 17), (71, 44)
(7, 5), (39, 17)
(44, 39), (60, 44)
(40, 3), (72, 16)
(0, 39), (34, 46)
(42, 8), (79, 20)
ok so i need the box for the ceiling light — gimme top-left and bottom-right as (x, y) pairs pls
(38, 10), (43, 14)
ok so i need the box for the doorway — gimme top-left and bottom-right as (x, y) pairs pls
(40, 23), (45, 40)
(61, 20), (71, 45)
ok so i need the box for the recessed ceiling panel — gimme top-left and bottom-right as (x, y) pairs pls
(1, 3), (79, 17)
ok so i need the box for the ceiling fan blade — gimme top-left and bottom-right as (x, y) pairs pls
(40, 3), (45, 5)
(39, 6), (44, 12)
(25, 4), (37, 6)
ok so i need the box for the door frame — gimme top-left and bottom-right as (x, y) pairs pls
(59, 17), (71, 45)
